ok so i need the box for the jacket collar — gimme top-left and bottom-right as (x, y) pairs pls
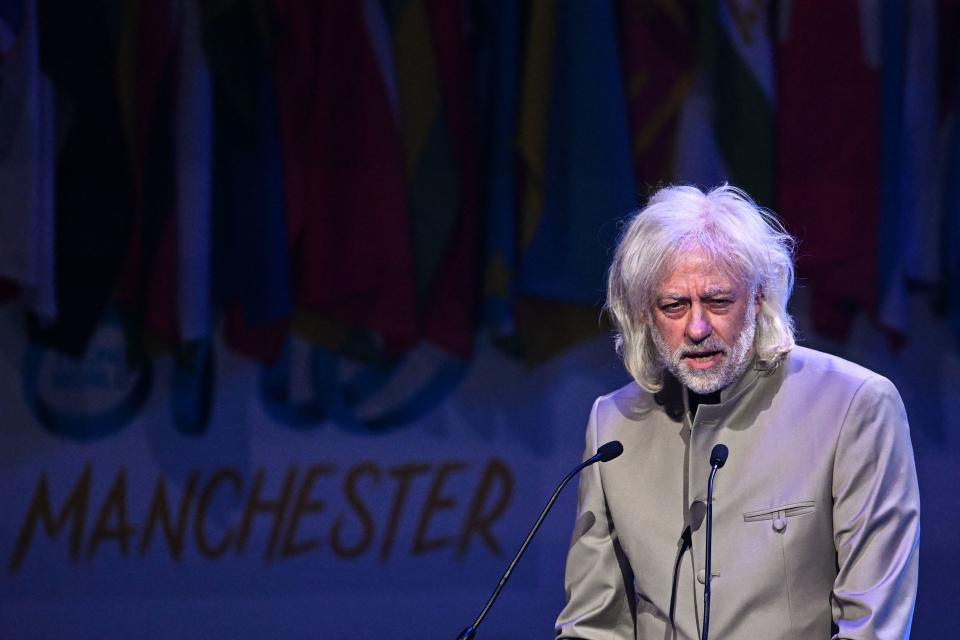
(654, 356), (767, 424)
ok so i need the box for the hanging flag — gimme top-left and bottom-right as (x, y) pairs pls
(878, 0), (942, 345)
(473, 0), (520, 338)
(371, 0), (482, 358)
(205, 0), (292, 362)
(673, 70), (728, 190)
(877, 0), (908, 342)
(176, 0), (213, 343)
(511, 0), (638, 362)
(619, 0), (697, 193)
(166, 0), (215, 438)
(703, 0), (776, 206)
(517, 0), (637, 305)
(0, 0), (56, 321)
(505, 0), (557, 359)
(516, 0), (556, 261)
(875, 0), (940, 344)
(114, 0), (181, 348)
(941, 2), (960, 338)
(34, 0), (134, 357)
(274, 0), (415, 356)
(900, 0), (940, 287)
(944, 122), (960, 338)
(388, 0), (460, 306)
(777, 0), (882, 341)
(417, 0), (482, 358)
(876, 0), (941, 345)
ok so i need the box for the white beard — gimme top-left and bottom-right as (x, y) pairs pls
(651, 316), (757, 394)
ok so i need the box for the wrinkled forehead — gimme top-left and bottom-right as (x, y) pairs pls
(654, 249), (751, 295)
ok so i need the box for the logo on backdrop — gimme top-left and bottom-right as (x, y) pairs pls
(21, 316), (467, 440)
(22, 316), (152, 441)
(260, 338), (467, 433)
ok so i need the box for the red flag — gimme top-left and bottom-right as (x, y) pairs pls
(419, 0), (481, 357)
(777, 1), (881, 340)
(619, 0), (697, 190)
(275, 0), (417, 354)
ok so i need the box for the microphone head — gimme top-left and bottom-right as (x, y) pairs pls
(597, 440), (624, 462)
(710, 444), (729, 468)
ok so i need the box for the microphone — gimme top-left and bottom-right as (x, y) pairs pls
(702, 443), (729, 640)
(709, 443), (728, 468)
(591, 440), (624, 464)
(455, 440), (624, 639)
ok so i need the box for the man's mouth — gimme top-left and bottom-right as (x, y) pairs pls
(681, 350), (724, 369)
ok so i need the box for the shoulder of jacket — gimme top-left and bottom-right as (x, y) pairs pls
(785, 345), (891, 390)
(591, 379), (666, 425)
(597, 380), (645, 405)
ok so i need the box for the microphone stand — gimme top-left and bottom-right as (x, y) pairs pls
(702, 443), (728, 640)
(702, 464), (719, 640)
(456, 442), (622, 640)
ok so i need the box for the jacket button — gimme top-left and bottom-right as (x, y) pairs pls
(773, 517), (787, 532)
(696, 569), (719, 584)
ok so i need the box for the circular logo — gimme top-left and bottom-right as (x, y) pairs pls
(23, 319), (152, 441)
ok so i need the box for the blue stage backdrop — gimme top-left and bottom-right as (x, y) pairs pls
(1, 288), (958, 638)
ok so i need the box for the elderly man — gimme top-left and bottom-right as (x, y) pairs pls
(556, 185), (920, 639)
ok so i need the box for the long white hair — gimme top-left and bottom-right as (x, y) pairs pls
(606, 184), (796, 392)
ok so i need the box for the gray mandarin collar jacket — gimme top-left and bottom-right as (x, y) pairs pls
(556, 346), (920, 639)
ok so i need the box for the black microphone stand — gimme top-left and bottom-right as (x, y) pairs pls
(702, 443), (728, 640)
(456, 442), (622, 639)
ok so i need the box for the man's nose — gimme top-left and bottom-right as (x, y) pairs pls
(685, 308), (712, 343)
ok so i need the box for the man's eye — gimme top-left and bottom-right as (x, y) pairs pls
(708, 299), (732, 308)
(660, 302), (684, 312)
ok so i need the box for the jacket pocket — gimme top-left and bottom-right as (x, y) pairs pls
(743, 500), (816, 531)
(741, 500), (817, 636)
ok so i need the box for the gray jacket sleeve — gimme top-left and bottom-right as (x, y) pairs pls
(555, 399), (636, 639)
(830, 376), (920, 639)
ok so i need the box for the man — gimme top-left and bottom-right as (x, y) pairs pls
(555, 185), (920, 639)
